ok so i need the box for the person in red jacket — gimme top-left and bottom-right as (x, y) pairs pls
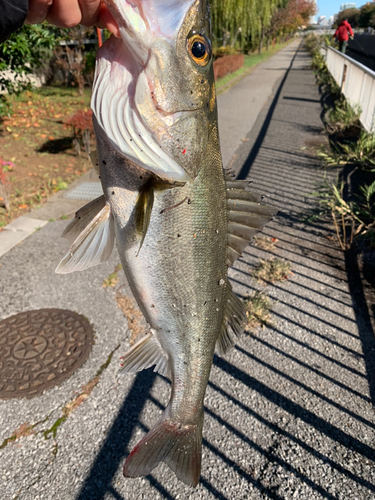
(334, 18), (354, 54)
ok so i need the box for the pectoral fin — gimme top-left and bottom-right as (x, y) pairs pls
(56, 200), (115, 274)
(215, 281), (247, 356)
(61, 195), (106, 244)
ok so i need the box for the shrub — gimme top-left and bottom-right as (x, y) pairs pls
(65, 109), (94, 156)
(213, 54), (244, 80)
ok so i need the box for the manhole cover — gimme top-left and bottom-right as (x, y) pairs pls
(0, 309), (94, 400)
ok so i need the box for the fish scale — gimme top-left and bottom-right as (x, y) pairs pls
(55, 0), (276, 487)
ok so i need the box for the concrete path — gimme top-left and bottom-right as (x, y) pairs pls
(218, 41), (300, 168)
(1, 41), (374, 500)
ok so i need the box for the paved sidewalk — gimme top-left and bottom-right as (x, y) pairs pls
(1, 41), (374, 500)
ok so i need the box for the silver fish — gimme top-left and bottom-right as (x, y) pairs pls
(56, 0), (276, 487)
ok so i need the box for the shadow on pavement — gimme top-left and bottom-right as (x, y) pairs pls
(74, 43), (375, 500)
(237, 45), (299, 180)
(344, 249), (375, 406)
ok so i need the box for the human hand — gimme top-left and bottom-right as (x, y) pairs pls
(25, 0), (120, 37)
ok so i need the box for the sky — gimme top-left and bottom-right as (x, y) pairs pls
(316, 0), (359, 20)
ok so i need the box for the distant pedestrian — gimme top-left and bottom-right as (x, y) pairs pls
(334, 18), (354, 54)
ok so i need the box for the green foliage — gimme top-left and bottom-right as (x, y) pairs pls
(312, 175), (375, 249)
(318, 131), (375, 172)
(359, 3), (375, 29)
(211, 0), (316, 52)
(305, 31), (375, 250)
(335, 131), (375, 171)
(335, 8), (360, 28)
(244, 291), (273, 331)
(0, 24), (61, 116)
(325, 102), (361, 137)
(251, 258), (292, 283)
(334, 3), (375, 29)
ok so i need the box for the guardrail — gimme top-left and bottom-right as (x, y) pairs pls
(324, 45), (375, 133)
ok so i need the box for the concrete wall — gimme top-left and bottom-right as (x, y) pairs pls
(325, 46), (375, 133)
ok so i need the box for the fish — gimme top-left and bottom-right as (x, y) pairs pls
(56, 0), (276, 487)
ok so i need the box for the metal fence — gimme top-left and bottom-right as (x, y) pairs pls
(324, 45), (375, 133)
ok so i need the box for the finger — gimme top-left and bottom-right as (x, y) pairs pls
(46, 0), (83, 28)
(25, 0), (53, 25)
(98, 4), (120, 37)
(78, 0), (102, 27)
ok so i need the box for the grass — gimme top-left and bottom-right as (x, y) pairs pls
(116, 293), (145, 345)
(216, 40), (294, 95)
(254, 236), (278, 251)
(325, 102), (361, 138)
(102, 263), (123, 288)
(318, 131), (375, 172)
(311, 175), (375, 250)
(244, 291), (273, 331)
(305, 33), (375, 251)
(251, 258), (292, 283)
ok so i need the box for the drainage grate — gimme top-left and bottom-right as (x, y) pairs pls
(63, 182), (103, 200)
(0, 309), (94, 399)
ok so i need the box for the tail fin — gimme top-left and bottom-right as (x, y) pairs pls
(123, 409), (203, 487)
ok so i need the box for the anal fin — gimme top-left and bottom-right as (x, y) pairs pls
(120, 332), (169, 377)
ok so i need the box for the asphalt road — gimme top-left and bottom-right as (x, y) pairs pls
(1, 40), (374, 500)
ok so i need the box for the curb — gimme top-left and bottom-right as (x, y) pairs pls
(0, 169), (101, 259)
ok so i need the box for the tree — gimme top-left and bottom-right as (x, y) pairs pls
(359, 3), (375, 29)
(211, 0), (316, 54)
(335, 8), (360, 28)
(266, 0), (316, 44)
(0, 24), (60, 116)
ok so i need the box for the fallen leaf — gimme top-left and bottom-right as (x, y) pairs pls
(6, 127), (12, 133)
(18, 204), (27, 209)
(40, 134), (47, 139)
(48, 136), (54, 140)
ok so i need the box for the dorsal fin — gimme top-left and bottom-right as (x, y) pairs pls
(226, 180), (277, 266)
(215, 281), (246, 356)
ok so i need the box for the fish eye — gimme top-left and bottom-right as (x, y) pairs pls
(187, 34), (211, 67)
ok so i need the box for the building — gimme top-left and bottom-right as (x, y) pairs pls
(340, 3), (356, 10)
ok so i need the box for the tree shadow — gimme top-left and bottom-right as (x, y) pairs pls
(37, 137), (73, 154)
